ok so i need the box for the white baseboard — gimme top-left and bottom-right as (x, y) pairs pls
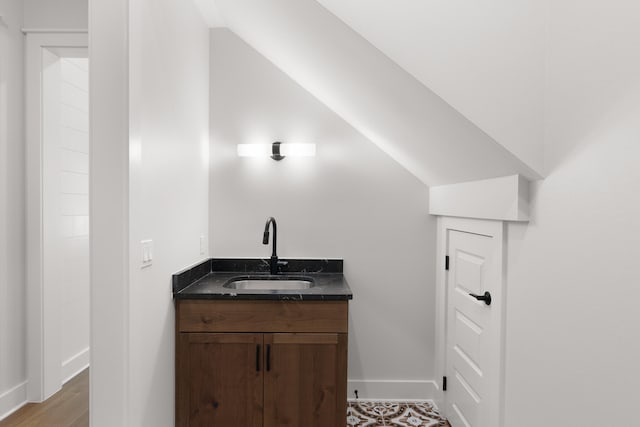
(61, 347), (90, 384)
(347, 379), (438, 401)
(0, 381), (28, 421)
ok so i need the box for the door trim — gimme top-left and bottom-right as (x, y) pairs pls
(25, 32), (88, 402)
(434, 216), (506, 426)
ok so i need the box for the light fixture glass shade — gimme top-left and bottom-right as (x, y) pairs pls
(280, 143), (316, 157)
(237, 143), (316, 158)
(237, 143), (272, 157)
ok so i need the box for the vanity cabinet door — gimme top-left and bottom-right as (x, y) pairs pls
(263, 333), (348, 427)
(177, 333), (264, 427)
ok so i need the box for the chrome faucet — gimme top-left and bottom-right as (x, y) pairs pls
(263, 217), (287, 274)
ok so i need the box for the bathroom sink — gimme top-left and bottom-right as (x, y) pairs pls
(224, 276), (315, 290)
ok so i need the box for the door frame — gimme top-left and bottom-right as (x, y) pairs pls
(25, 31), (89, 402)
(434, 216), (506, 426)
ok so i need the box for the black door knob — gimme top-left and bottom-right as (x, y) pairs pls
(469, 291), (492, 306)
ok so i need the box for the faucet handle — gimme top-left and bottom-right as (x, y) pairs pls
(276, 259), (288, 272)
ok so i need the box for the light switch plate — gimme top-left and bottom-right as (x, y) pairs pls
(141, 239), (153, 268)
(199, 235), (206, 255)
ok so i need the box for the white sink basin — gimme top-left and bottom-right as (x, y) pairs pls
(224, 277), (314, 290)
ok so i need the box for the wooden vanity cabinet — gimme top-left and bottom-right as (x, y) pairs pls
(176, 300), (348, 427)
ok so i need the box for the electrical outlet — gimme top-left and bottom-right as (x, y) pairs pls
(141, 239), (153, 268)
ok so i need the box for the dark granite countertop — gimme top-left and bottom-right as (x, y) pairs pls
(173, 258), (353, 301)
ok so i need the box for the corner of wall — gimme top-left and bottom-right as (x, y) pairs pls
(0, 0), (27, 420)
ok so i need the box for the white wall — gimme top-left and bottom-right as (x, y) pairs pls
(90, 0), (209, 424)
(41, 51), (90, 397)
(128, 0), (209, 424)
(58, 58), (89, 381)
(43, 57), (90, 383)
(0, 0), (27, 419)
(23, 0), (87, 30)
(429, 175), (529, 222)
(209, 29), (436, 398)
(89, 0), (130, 423)
(504, 1), (640, 424)
(317, 0), (546, 177)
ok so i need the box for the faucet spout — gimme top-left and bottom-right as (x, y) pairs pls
(263, 217), (279, 274)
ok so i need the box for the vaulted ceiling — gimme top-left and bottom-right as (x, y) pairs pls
(317, 0), (546, 177)
(193, 0), (545, 186)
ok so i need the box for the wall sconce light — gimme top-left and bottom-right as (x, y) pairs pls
(237, 142), (316, 161)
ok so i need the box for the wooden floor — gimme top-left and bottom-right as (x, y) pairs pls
(0, 370), (88, 427)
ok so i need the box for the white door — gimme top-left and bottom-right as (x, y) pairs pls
(445, 227), (503, 427)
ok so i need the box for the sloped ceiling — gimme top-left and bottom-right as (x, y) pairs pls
(204, 0), (544, 186)
(317, 0), (547, 177)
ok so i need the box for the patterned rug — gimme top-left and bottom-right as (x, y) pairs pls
(347, 401), (450, 427)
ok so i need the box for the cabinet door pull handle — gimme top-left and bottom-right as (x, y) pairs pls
(266, 344), (271, 372)
(256, 344), (261, 372)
